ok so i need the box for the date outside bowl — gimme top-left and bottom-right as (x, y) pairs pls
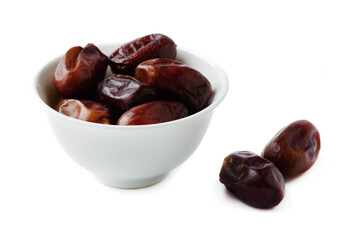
(34, 43), (229, 189)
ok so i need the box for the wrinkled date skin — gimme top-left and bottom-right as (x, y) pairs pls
(53, 43), (108, 99)
(97, 74), (157, 115)
(109, 34), (177, 75)
(219, 151), (285, 208)
(56, 99), (111, 124)
(117, 101), (188, 125)
(262, 120), (321, 179)
(135, 58), (212, 113)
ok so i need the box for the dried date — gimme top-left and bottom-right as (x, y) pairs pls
(262, 120), (321, 179)
(220, 151), (285, 208)
(56, 99), (111, 124)
(109, 34), (176, 75)
(117, 101), (188, 125)
(97, 74), (157, 115)
(53, 43), (108, 99)
(134, 58), (212, 113)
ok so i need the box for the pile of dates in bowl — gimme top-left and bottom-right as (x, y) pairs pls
(35, 33), (228, 188)
(52, 34), (213, 125)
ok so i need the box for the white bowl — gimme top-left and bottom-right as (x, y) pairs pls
(34, 44), (229, 188)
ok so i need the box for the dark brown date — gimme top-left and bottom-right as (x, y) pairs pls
(134, 58), (212, 113)
(219, 151), (285, 208)
(262, 120), (321, 179)
(97, 74), (156, 115)
(53, 43), (108, 99)
(56, 99), (111, 124)
(117, 101), (188, 125)
(109, 34), (176, 75)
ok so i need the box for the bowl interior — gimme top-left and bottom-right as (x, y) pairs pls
(35, 44), (228, 122)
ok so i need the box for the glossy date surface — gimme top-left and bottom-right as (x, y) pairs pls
(56, 99), (111, 124)
(53, 43), (108, 99)
(109, 34), (176, 75)
(219, 151), (285, 208)
(97, 74), (157, 115)
(117, 101), (188, 125)
(262, 120), (321, 179)
(134, 58), (212, 113)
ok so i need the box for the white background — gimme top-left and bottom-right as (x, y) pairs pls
(1, 0), (359, 239)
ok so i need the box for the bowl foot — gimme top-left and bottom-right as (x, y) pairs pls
(95, 174), (168, 189)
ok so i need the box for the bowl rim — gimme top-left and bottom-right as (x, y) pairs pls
(34, 45), (229, 130)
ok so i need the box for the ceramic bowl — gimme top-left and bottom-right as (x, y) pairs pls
(35, 43), (228, 188)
